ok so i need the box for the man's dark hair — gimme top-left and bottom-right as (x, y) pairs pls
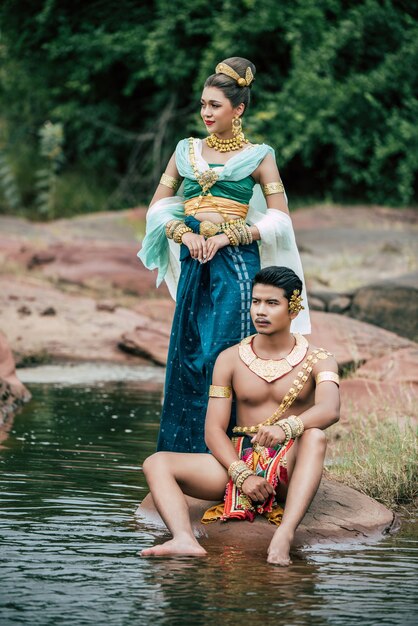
(253, 266), (303, 301)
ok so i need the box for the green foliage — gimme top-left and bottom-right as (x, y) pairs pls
(0, 148), (21, 210)
(0, 0), (417, 215)
(35, 121), (64, 217)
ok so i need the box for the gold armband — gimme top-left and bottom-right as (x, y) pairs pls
(160, 173), (181, 191)
(262, 181), (285, 196)
(209, 385), (232, 398)
(315, 371), (340, 386)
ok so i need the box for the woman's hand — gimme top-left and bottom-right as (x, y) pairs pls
(251, 425), (285, 449)
(206, 233), (229, 261)
(241, 474), (275, 502)
(181, 233), (208, 263)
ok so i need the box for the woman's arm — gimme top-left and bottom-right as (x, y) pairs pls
(250, 152), (289, 241)
(149, 152), (182, 207)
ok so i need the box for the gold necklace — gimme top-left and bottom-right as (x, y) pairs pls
(206, 133), (248, 153)
(233, 347), (331, 434)
(239, 333), (309, 383)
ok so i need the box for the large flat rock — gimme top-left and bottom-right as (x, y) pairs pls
(137, 477), (394, 552)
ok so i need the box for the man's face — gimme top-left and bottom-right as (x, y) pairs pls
(250, 283), (293, 334)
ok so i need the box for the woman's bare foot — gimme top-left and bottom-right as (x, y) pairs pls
(141, 537), (207, 558)
(267, 527), (294, 566)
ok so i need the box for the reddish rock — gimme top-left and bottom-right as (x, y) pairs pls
(354, 346), (418, 386)
(309, 311), (413, 366)
(0, 277), (155, 366)
(137, 477), (394, 551)
(119, 325), (171, 366)
(0, 331), (31, 425)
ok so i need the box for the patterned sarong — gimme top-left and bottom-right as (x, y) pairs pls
(201, 436), (293, 526)
(157, 216), (260, 453)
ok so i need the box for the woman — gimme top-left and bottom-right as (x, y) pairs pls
(138, 57), (310, 453)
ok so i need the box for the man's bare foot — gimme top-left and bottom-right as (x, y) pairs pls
(141, 537), (207, 558)
(267, 527), (294, 566)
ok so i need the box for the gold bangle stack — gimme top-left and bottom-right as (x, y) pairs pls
(224, 222), (253, 246)
(160, 173), (181, 191)
(228, 460), (255, 490)
(277, 420), (293, 445)
(173, 223), (193, 243)
(165, 219), (183, 239)
(277, 415), (304, 442)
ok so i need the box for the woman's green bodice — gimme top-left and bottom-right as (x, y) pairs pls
(183, 165), (255, 203)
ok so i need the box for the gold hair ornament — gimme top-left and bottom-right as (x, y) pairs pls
(215, 62), (254, 87)
(288, 289), (304, 315)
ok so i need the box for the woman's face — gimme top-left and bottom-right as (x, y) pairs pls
(200, 86), (244, 135)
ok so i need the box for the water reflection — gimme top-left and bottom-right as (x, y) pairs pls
(0, 380), (417, 626)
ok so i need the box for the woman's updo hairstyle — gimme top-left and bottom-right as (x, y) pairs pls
(204, 56), (256, 115)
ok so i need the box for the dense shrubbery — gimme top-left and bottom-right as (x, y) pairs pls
(0, 0), (417, 216)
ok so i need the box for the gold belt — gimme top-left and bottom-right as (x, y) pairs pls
(199, 217), (247, 238)
(184, 196), (249, 221)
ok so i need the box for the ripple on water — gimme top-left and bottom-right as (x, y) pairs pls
(0, 380), (417, 626)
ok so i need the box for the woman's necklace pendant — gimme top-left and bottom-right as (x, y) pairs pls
(239, 334), (309, 383)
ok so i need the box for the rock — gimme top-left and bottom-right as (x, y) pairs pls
(354, 346), (418, 386)
(96, 301), (117, 312)
(119, 325), (171, 366)
(27, 251), (56, 268)
(339, 378), (417, 423)
(0, 277), (157, 366)
(0, 331), (31, 425)
(351, 272), (418, 342)
(329, 295), (352, 314)
(40, 306), (56, 316)
(309, 311), (414, 367)
(137, 477), (394, 551)
(308, 295), (326, 311)
(17, 305), (31, 316)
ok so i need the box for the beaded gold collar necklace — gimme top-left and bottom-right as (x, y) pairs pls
(238, 333), (309, 383)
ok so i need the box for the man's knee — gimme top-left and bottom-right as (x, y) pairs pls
(300, 428), (327, 450)
(142, 451), (170, 478)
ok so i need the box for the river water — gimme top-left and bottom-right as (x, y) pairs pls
(1, 365), (417, 626)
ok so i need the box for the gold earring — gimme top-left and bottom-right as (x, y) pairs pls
(232, 116), (243, 137)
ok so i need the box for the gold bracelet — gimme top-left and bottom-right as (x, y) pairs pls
(235, 469), (255, 491)
(262, 181), (285, 196)
(277, 420), (292, 445)
(160, 172), (181, 191)
(224, 227), (239, 246)
(209, 385), (232, 398)
(165, 219), (183, 239)
(228, 460), (248, 479)
(173, 223), (193, 244)
(316, 371), (340, 386)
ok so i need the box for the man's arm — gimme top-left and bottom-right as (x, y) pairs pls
(204, 348), (239, 469)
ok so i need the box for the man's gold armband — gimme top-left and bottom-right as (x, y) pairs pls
(209, 385), (232, 398)
(160, 173), (181, 191)
(315, 371), (340, 386)
(262, 181), (285, 196)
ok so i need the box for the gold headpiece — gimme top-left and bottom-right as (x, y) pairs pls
(288, 289), (304, 315)
(215, 62), (254, 87)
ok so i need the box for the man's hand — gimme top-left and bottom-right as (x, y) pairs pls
(241, 474), (275, 502)
(251, 425), (286, 449)
(181, 232), (208, 263)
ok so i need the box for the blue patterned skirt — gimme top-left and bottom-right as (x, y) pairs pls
(157, 216), (260, 453)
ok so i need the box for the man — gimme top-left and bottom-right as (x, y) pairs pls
(141, 266), (340, 566)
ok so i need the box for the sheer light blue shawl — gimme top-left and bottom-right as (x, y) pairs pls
(137, 138), (311, 334)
